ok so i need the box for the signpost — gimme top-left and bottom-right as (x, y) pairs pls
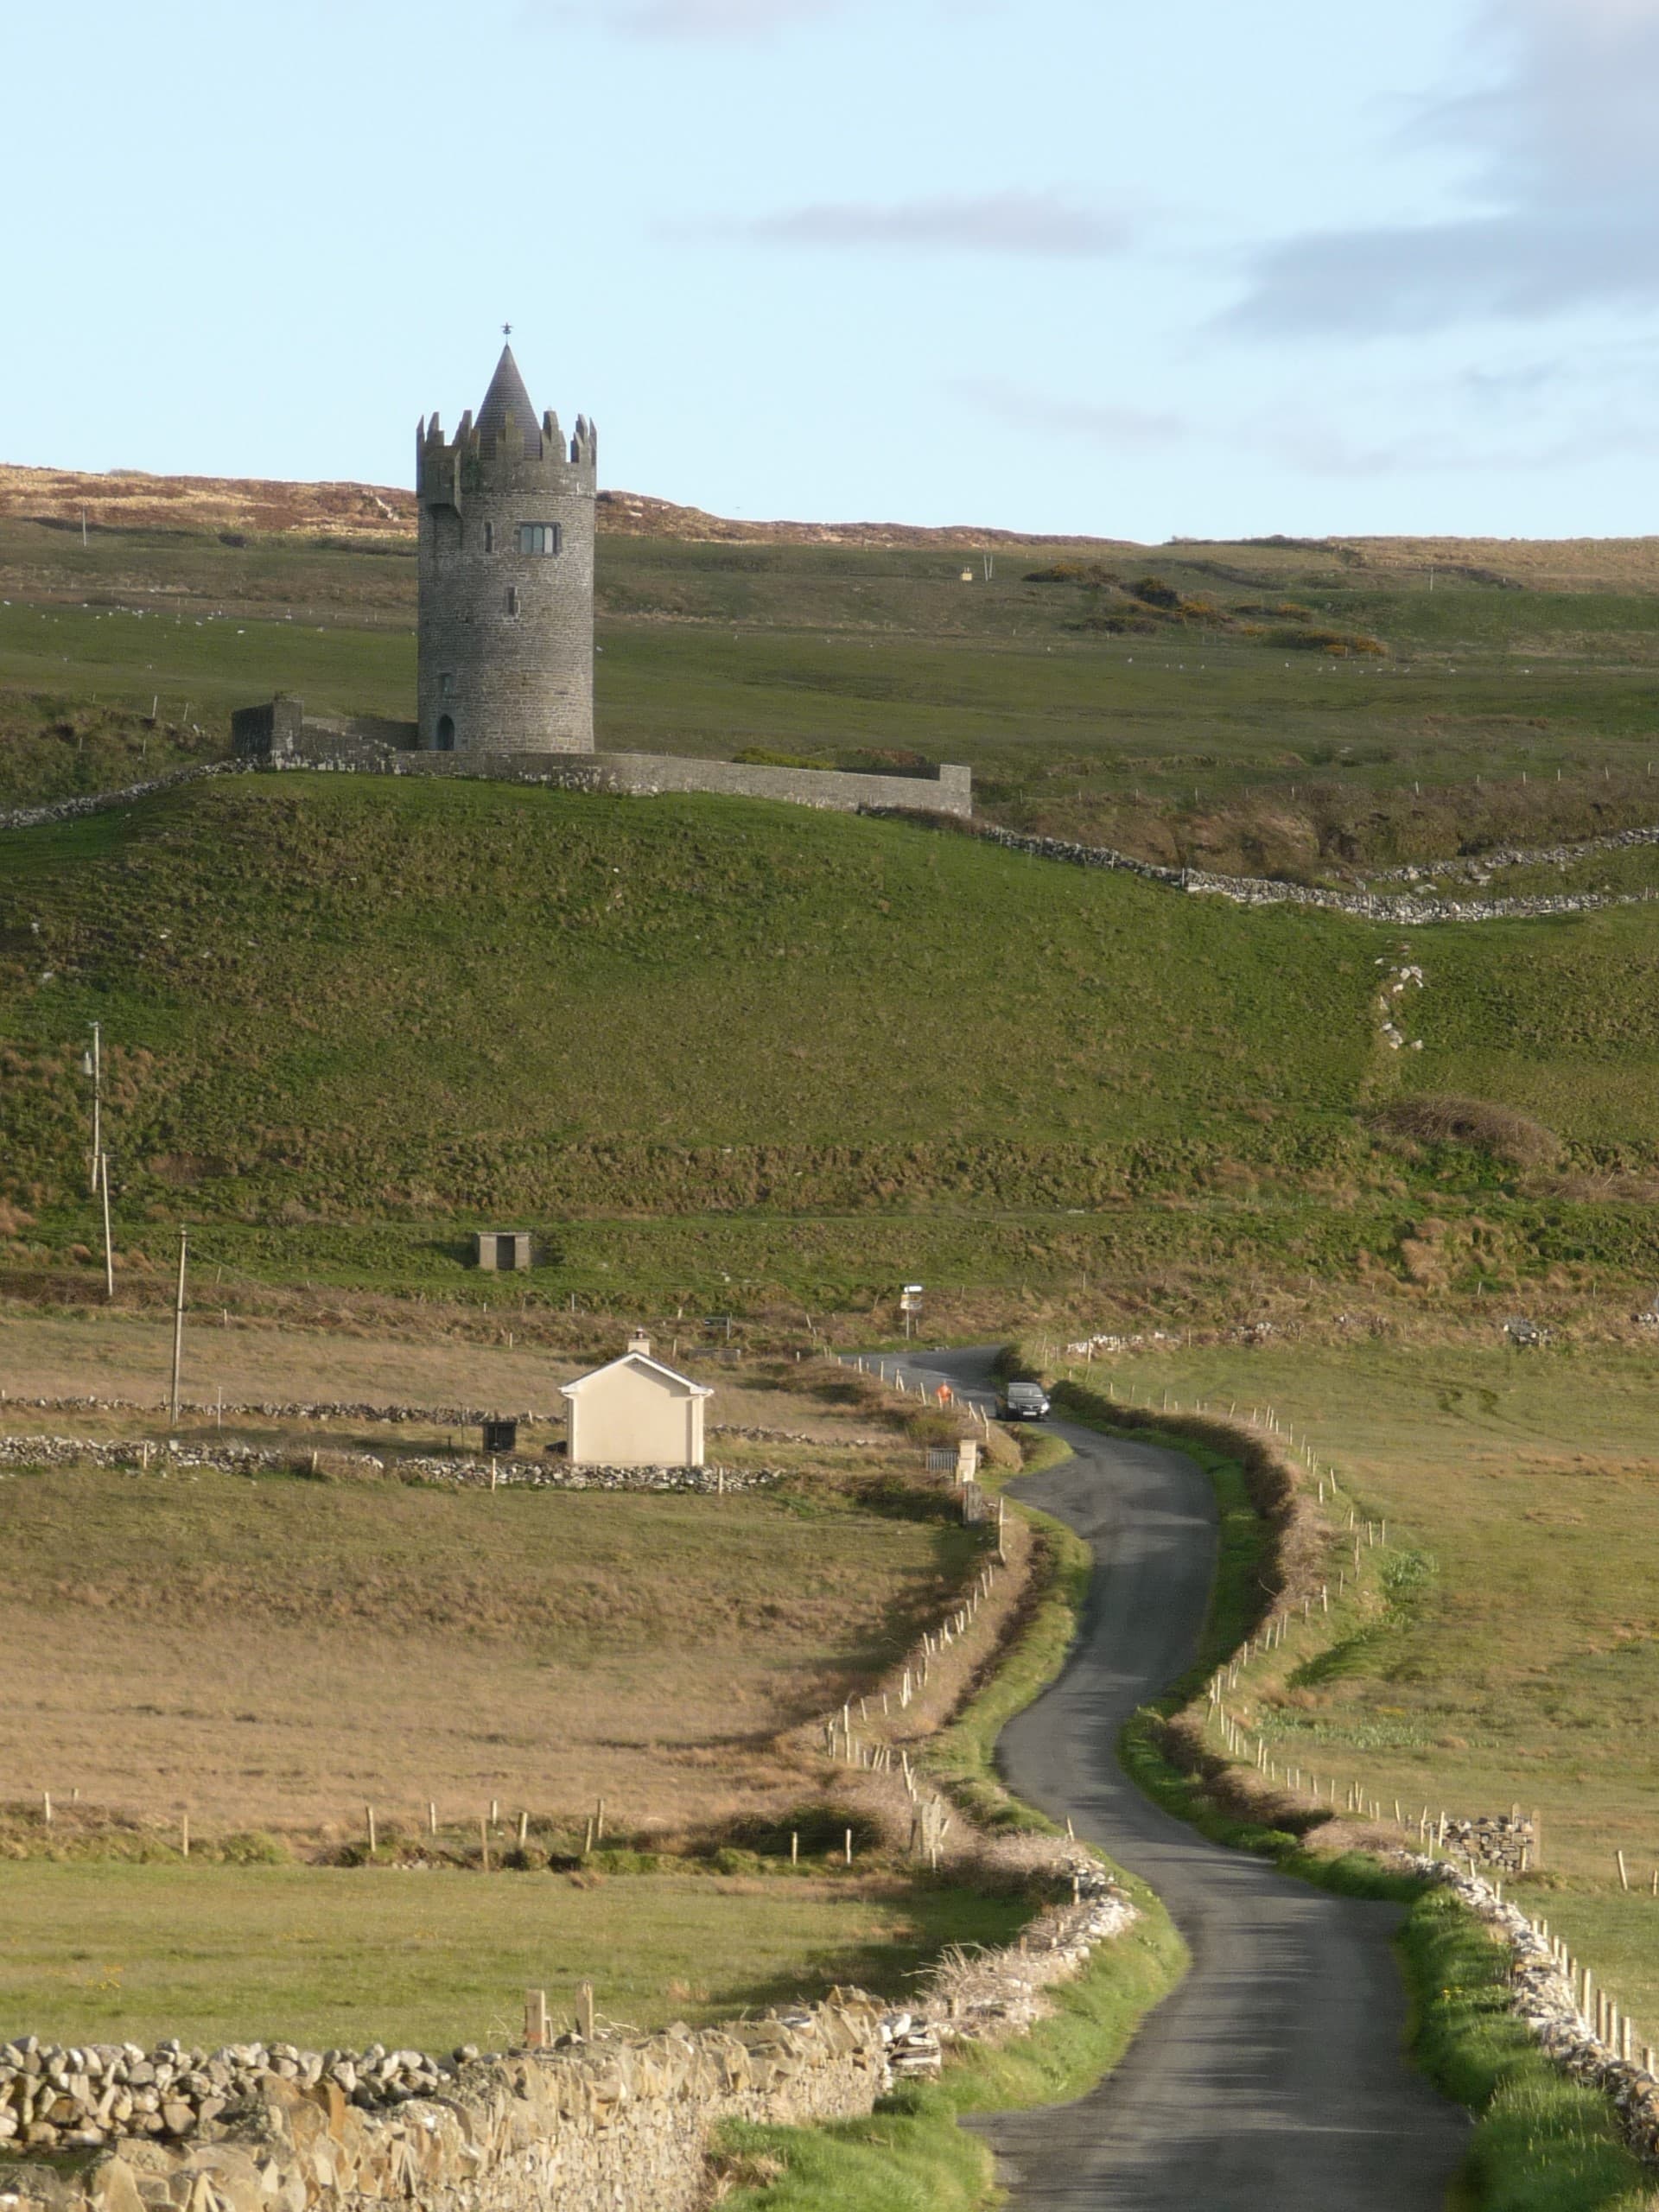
(900, 1284), (924, 1341)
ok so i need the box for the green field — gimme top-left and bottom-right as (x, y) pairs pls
(10, 510), (1659, 880)
(9, 771), (1659, 1305)
(0, 1860), (1019, 2053)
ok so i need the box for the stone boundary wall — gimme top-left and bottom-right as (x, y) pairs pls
(0, 1397), (881, 1450)
(1368, 819), (1659, 885)
(0, 2000), (888, 2212)
(976, 823), (1655, 927)
(0, 1860), (1135, 2212)
(0, 763), (246, 833)
(10, 752), (1659, 918)
(1414, 1855), (1659, 2164)
(0, 1435), (777, 1495)
(265, 734), (974, 820)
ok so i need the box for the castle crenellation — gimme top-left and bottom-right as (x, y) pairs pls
(416, 346), (597, 757)
(229, 341), (972, 821)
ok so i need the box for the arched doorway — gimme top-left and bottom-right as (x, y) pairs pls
(435, 715), (455, 752)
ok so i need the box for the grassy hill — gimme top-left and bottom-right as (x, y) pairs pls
(9, 771), (1659, 1307)
(9, 498), (1659, 879)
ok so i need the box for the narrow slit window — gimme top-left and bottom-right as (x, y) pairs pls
(482, 521), (494, 553)
(505, 586), (519, 616)
(517, 523), (563, 556)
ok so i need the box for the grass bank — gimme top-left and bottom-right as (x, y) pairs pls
(1051, 1376), (1655, 2212)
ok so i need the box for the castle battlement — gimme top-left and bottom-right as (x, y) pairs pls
(416, 344), (596, 755)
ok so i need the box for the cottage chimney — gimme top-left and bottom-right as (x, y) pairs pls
(626, 1330), (652, 1357)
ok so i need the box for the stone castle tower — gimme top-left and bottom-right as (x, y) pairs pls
(416, 345), (596, 754)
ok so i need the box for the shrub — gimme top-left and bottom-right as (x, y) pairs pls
(217, 1829), (289, 1865)
(1129, 575), (1181, 609)
(1372, 1096), (1563, 1170)
(1268, 625), (1388, 656)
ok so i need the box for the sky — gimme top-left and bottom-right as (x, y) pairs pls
(3, 0), (1657, 540)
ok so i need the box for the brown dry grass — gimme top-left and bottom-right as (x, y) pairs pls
(0, 1309), (868, 1434)
(0, 1327), (976, 1839)
(0, 1464), (967, 1837)
(14, 459), (1657, 578)
(1336, 533), (1659, 594)
(1372, 1095), (1565, 1171)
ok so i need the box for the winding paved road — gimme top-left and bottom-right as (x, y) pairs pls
(899, 1349), (1469, 2210)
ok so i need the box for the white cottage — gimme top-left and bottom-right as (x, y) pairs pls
(560, 1335), (714, 1470)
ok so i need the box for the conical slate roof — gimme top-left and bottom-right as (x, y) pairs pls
(475, 344), (541, 456)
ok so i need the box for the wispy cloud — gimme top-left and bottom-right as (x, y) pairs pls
(563, 0), (1000, 36)
(718, 190), (1133, 257)
(1248, 337), (1659, 474)
(955, 377), (1187, 445)
(601, 0), (840, 32)
(1230, 0), (1659, 334)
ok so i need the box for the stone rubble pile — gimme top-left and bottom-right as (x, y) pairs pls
(908, 1858), (1137, 2064)
(1407, 1854), (1659, 2164)
(1440, 1813), (1535, 1872)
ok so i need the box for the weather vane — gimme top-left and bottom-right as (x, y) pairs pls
(502, 321), (512, 337)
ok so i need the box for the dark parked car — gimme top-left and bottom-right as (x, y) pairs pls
(1001, 1380), (1051, 1421)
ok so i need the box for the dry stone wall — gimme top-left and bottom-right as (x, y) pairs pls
(1413, 1855), (1659, 2164)
(0, 1435), (775, 1494)
(0, 1866), (1136, 2212)
(0, 2000), (887, 2212)
(976, 823), (1656, 926)
(0, 763), (245, 833)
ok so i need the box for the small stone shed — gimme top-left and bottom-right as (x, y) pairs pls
(560, 1335), (713, 1469)
(474, 1230), (532, 1272)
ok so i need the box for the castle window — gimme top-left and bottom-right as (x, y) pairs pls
(482, 521), (494, 554)
(439, 671), (454, 699)
(505, 587), (519, 616)
(517, 523), (563, 556)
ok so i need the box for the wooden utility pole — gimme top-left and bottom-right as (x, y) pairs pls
(169, 1228), (188, 1424)
(99, 1153), (113, 1300)
(87, 1022), (102, 1194)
